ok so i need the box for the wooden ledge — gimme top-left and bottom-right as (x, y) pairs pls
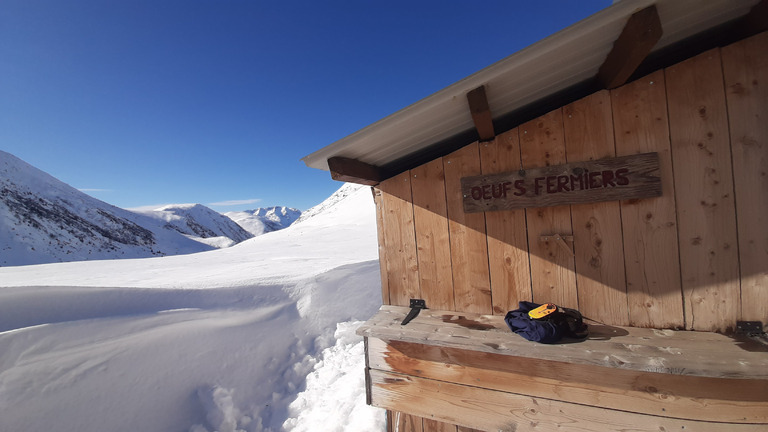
(357, 305), (768, 380)
(359, 306), (768, 429)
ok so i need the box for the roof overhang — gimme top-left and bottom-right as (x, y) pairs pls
(302, 0), (765, 183)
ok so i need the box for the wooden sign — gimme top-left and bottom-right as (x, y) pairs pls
(461, 152), (661, 213)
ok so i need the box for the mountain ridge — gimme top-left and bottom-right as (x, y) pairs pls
(0, 151), (274, 266)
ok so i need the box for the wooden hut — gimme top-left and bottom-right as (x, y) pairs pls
(303, 0), (767, 430)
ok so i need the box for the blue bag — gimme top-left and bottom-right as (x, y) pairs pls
(504, 301), (588, 344)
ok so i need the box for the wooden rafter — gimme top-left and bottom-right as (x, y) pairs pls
(598, 5), (662, 89)
(737, 0), (768, 39)
(466, 85), (495, 142)
(327, 156), (383, 185)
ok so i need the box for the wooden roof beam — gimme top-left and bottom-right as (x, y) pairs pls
(735, 0), (768, 40)
(466, 85), (495, 142)
(327, 156), (383, 186)
(597, 5), (662, 89)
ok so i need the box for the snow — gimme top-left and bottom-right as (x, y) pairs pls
(0, 150), (219, 266)
(136, 203), (254, 245)
(225, 207), (301, 237)
(0, 183), (386, 432)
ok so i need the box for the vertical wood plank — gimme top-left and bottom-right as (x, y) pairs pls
(479, 128), (533, 314)
(520, 110), (579, 309)
(722, 32), (768, 325)
(388, 411), (424, 432)
(665, 48), (741, 332)
(378, 171), (421, 307)
(424, 419), (458, 432)
(563, 91), (630, 326)
(373, 187), (391, 305)
(612, 70), (685, 329)
(411, 160), (455, 311)
(444, 143), (493, 314)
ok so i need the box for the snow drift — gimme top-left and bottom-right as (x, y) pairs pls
(0, 183), (386, 432)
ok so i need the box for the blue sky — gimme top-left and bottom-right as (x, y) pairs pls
(1, 1), (610, 212)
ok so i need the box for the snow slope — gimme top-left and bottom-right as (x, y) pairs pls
(0, 183), (385, 432)
(225, 207), (301, 237)
(0, 150), (223, 266)
(138, 203), (254, 248)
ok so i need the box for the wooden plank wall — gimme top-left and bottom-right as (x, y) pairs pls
(372, 33), (768, 432)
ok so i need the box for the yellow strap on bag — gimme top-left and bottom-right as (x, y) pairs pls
(528, 303), (558, 319)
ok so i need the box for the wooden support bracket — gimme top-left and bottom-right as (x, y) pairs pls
(597, 5), (662, 89)
(466, 85), (495, 142)
(327, 156), (383, 186)
(736, 0), (768, 40)
(540, 233), (574, 256)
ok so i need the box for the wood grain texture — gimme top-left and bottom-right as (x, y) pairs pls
(563, 90), (630, 326)
(462, 152), (662, 212)
(611, 70), (685, 329)
(478, 128), (532, 314)
(519, 110), (578, 308)
(597, 5), (662, 89)
(358, 306), (768, 379)
(367, 337), (768, 423)
(369, 369), (767, 432)
(721, 32), (768, 324)
(411, 160), (455, 310)
(423, 419), (457, 432)
(466, 85), (495, 141)
(665, 48), (741, 332)
(387, 411), (423, 432)
(327, 156), (382, 185)
(373, 187), (391, 304)
(443, 143), (492, 314)
(378, 172), (420, 307)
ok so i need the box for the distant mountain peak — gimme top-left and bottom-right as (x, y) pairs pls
(135, 203), (253, 245)
(224, 206), (301, 237)
(0, 151), (249, 266)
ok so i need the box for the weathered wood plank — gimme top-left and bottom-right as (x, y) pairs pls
(721, 32), (768, 325)
(369, 369), (767, 432)
(611, 70), (685, 329)
(377, 172), (420, 307)
(373, 187), (391, 304)
(443, 143), (492, 314)
(358, 306), (768, 379)
(388, 411), (423, 432)
(665, 48), (741, 332)
(563, 90), (630, 326)
(478, 128), (532, 314)
(462, 152), (662, 212)
(411, 160), (455, 311)
(327, 156), (382, 185)
(519, 110), (578, 309)
(597, 5), (662, 90)
(466, 85), (495, 141)
(423, 419), (457, 432)
(367, 337), (768, 424)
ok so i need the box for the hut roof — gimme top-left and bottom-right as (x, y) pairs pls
(302, 0), (763, 183)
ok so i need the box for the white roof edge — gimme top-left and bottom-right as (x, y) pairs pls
(302, 0), (756, 172)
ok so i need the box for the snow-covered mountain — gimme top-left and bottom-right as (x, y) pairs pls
(0, 151), (249, 266)
(293, 182), (364, 225)
(137, 204), (253, 248)
(0, 182), (384, 432)
(224, 206), (301, 236)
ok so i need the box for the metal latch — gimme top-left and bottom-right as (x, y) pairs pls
(736, 321), (764, 336)
(401, 299), (427, 325)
